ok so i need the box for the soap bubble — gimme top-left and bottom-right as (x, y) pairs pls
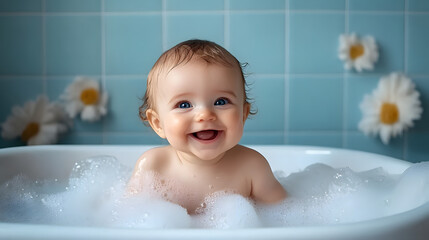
(0, 174), (49, 223)
(41, 156), (129, 226)
(194, 192), (261, 229)
(388, 162), (429, 215)
(260, 163), (402, 226)
(1, 157), (429, 229)
(106, 194), (192, 229)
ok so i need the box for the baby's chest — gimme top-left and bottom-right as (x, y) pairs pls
(157, 168), (252, 213)
(174, 172), (251, 197)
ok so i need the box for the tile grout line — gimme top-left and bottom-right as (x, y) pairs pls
(95, 130), (358, 136)
(403, 0), (409, 161)
(101, 0), (107, 144)
(224, 0), (230, 49)
(404, 0), (409, 75)
(3, 73), (429, 79)
(73, 129), (429, 137)
(284, 0), (290, 144)
(41, 0), (47, 95)
(342, 0), (350, 149)
(79, 130), (294, 136)
(162, 0), (167, 51)
(1, 3), (425, 150)
(3, 10), (429, 16)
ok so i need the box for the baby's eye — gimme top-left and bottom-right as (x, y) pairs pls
(177, 101), (192, 109)
(214, 98), (229, 106)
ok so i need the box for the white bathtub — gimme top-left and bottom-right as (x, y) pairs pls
(0, 145), (428, 240)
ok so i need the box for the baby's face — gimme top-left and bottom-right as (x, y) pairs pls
(153, 58), (249, 161)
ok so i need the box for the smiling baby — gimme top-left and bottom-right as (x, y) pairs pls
(127, 39), (287, 214)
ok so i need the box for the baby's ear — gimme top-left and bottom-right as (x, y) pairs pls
(243, 102), (251, 122)
(146, 109), (166, 139)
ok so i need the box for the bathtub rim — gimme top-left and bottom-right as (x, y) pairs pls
(0, 200), (428, 240)
(0, 144), (412, 173)
(0, 144), (426, 239)
(0, 144), (412, 183)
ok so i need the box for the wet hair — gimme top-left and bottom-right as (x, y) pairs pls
(139, 39), (255, 123)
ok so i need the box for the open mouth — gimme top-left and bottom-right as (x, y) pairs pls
(191, 130), (220, 141)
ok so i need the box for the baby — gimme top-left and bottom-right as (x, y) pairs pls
(127, 39), (287, 214)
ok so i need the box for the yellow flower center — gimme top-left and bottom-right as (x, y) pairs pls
(380, 102), (399, 125)
(349, 44), (365, 60)
(21, 122), (40, 142)
(80, 88), (99, 105)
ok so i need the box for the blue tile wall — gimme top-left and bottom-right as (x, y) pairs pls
(104, 0), (161, 12)
(345, 132), (405, 159)
(45, 0), (101, 12)
(104, 77), (147, 132)
(230, 0), (285, 10)
(346, 75), (380, 130)
(408, 133), (429, 163)
(166, 13), (224, 48)
(0, 0), (42, 12)
(289, 76), (343, 130)
(45, 16), (101, 75)
(289, 12), (345, 74)
(348, 0), (405, 11)
(230, 12), (285, 74)
(244, 76), (285, 132)
(166, 0), (224, 11)
(289, 0), (345, 10)
(348, 13), (405, 74)
(58, 132), (103, 145)
(104, 132), (167, 145)
(0, 16), (43, 75)
(412, 77), (429, 131)
(0, 77), (44, 121)
(0, 0), (428, 162)
(408, 0), (429, 12)
(240, 132), (284, 145)
(407, 14), (429, 74)
(104, 15), (162, 75)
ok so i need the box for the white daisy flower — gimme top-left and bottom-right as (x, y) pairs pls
(1, 96), (71, 145)
(61, 76), (108, 122)
(338, 33), (379, 72)
(358, 73), (422, 145)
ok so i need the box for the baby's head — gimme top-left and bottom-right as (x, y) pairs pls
(139, 39), (254, 123)
(139, 39), (255, 160)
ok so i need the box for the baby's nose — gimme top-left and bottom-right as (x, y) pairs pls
(196, 107), (216, 122)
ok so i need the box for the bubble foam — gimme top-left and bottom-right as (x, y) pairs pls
(1, 156), (428, 229)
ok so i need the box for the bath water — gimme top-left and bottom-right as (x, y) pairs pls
(0, 156), (428, 229)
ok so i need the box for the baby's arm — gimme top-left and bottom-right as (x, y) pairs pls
(126, 154), (149, 195)
(126, 148), (164, 195)
(248, 152), (287, 204)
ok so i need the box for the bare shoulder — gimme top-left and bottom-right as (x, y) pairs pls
(232, 145), (287, 203)
(134, 146), (172, 172)
(231, 145), (269, 163)
(127, 146), (172, 194)
(229, 145), (271, 171)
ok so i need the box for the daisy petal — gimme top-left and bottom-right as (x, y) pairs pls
(60, 76), (108, 122)
(358, 73), (422, 145)
(81, 105), (100, 122)
(338, 33), (379, 72)
(1, 95), (70, 145)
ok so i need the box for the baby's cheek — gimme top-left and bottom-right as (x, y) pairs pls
(166, 114), (190, 135)
(227, 110), (244, 126)
(224, 111), (245, 140)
